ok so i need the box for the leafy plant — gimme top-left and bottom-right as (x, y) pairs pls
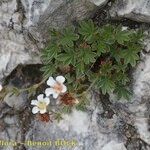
(41, 20), (144, 103)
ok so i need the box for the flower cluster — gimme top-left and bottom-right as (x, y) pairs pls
(31, 75), (78, 116)
(31, 76), (67, 114)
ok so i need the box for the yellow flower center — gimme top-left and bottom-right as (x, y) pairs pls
(53, 82), (63, 93)
(37, 101), (47, 110)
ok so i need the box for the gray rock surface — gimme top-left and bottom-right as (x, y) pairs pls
(0, 0), (102, 82)
(4, 92), (27, 110)
(90, 0), (108, 6)
(110, 0), (150, 23)
(0, 0), (150, 150)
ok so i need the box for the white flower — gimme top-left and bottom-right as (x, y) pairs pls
(31, 94), (50, 114)
(122, 26), (128, 31)
(45, 76), (67, 99)
(0, 85), (2, 92)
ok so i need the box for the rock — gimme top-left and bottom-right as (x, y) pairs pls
(0, 104), (22, 150)
(25, 109), (126, 150)
(0, 28), (41, 82)
(110, 0), (150, 23)
(0, 0), (41, 82)
(131, 52), (150, 145)
(36, 0), (98, 35)
(22, 0), (105, 28)
(101, 141), (127, 150)
(0, 0), (107, 82)
(4, 92), (27, 110)
(90, 0), (108, 6)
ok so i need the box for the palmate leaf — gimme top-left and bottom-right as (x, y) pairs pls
(113, 72), (129, 85)
(97, 42), (109, 55)
(40, 64), (56, 78)
(130, 29), (144, 42)
(115, 85), (131, 100)
(79, 20), (97, 42)
(97, 76), (115, 95)
(76, 62), (85, 78)
(114, 62), (128, 73)
(56, 51), (76, 66)
(115, 26), (131, 44)
(41, 44), (60, 64)
(84, 51), (96, 64)
(100, 62), (113, 75)
(60, 26), (79, 47)
(121, 49), (139, 66)
(79, 48), (96, 64)
(99, 25), (115, 44)
(110, 48), (123, 62)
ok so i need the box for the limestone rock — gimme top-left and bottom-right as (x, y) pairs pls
(0, 28), (41, 82)
(110, 0), (150, 23)
(3, 92), (27, 110)
(0, 0), (107, 82)
(90, 0), (108, 6)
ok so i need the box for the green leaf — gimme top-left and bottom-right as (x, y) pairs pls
(115, 27), (131, 44)
(54, 113), (63, 123)
(99, 25), (115, 44)
(65, 74), (75, 84)
(130, 29), (144, 42)
(110, 48), (123, 62)
(57, 51), (76, 66)
(115, 85), (131, 100)
(98, 76), (115, 94)
(121, 49), (139, 66)
(60, 26), (79, 47)
(79, 20), (97, 42)
(100, 62), (113, 75)
(41, 44), (60, 64)
(114, 62), (128, 73)
(76, 62), (85, 78)
(97, 42), (109, 55)
(40, 65), (56, 78)
(76, 95), (89, 111)
(79, 48), (96, 64)
(114, 72), (129, 85)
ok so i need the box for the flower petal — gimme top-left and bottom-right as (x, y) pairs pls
(45, 88), (55, 97)
(61, 85), (67, 93)
(53, 92), (59, 99)
(31, 100), (38, 106)
(47, 77), (56, 86)
(37, 94), (44, 101)
(32, 107), (39, 114)
(0, 85), (3, 92)
(40, 109), (47, 114)
(56, 76), (65, 83)
(43, 97), (50, 105)
(75, 99), (79, 104)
